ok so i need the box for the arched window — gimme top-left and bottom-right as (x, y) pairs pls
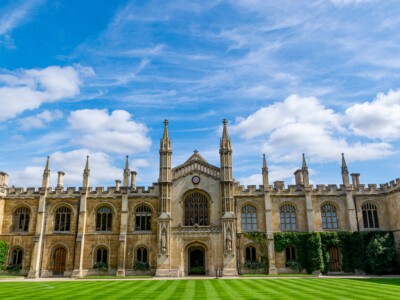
(54, 206), (71, 232)
(13, 207), (30, 232)
(280, 204), (297, 231)
(96, 206), (112, 231)
(9, 247), (23, 266)
(184, 192), (209, 226)
(285, 246), (296, 266)
(241, 205), (257, 231)
(96, 247), (108, 266)
(136, 247), (148, 263)
(245, 245), (257, 262)
(135, 205), (151, 231)
(321, 204), (338, 229)
(362, 203), (379, 229)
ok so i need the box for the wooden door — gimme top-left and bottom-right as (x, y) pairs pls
(328, 245), (341, 272)
(53, 247), (66, 275)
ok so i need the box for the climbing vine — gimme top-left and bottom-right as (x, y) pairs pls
(273, 231), (398, 275)
(243, 232), (269, 273)
(0, 240), (8, 272)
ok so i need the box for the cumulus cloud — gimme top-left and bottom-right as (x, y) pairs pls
(0, 65), (93, 121)
(18, 110), (63, 130)
(346, 89), (400, 140)
(68, 109), (152, 154)
(10, 149), (123, 187)
(232, 94), (394, 164)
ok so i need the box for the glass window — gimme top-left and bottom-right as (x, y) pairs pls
(184, 192), (209, 226)
(280, 204), (297, 231)
(96, 206), (112, 231)
(362, 203), (379, 229)
(96, 248), (108, 265)
(135, 206), (151, 231)
(54, 206), (71, 232)
(10, 248), (23, 266)
(245, 246), (257, 262)
(285, 246), (296, 267)
(241, 205), (257, 231)
(13, 207), (30, 232)
(321, 204), (338, 229)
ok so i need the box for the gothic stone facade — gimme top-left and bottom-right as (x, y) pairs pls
(0, 120), (399, 277)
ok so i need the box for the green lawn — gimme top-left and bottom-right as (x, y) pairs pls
(0, 278), (399, 299)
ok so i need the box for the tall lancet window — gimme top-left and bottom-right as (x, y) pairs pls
(184, 192), (209, 226)
(362, 203), (379, 229)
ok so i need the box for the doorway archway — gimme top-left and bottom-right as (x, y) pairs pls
(188, 246), (206, 275)
(53, 247), (67, 276)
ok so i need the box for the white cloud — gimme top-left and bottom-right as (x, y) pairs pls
(232, 95), (342, 139)
(330, 0), (372, 7)
(346, 89), (400, 140)
(18, 110), (63, 130)
(0, 65), (93, 121)
(232, 94), (395, 164)
(10, 149), (122, 187)
(0, 0), (45, 48)
(68, 109), (152, 155)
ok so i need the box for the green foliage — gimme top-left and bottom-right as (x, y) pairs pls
(286, 260), (302, 272)
(0, 240), (8, 272)
(134, 262), (150, 271)
(189, 266), (205, 275)
(366, 233), (398, 275)
(243, 232), (269, 273)
(274, 231), (398, 275)
(243, 261), (264, 270)
(93, 262), (108, 272)
(6, 264), (22, 273)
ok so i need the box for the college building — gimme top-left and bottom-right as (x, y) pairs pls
(0, 119), (399, 277)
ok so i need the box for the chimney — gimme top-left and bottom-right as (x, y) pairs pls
(351, 173), (360, 189)
(0, 172), (9, 187)
(294, 169), (303, 185)
(274, 180), (284, 190)
(115, 180), (121, 192)
(57, 171), (65, 188)
(130, 171), (137, 190)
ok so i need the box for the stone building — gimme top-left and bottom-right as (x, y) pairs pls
(0, 119), (399, 277)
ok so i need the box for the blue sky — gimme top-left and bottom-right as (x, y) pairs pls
(1, 0), (400, 188)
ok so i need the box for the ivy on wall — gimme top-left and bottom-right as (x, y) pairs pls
(243, 232), (269, 272)
(273, 231), (399, 275)
(0, 240), (8, 272)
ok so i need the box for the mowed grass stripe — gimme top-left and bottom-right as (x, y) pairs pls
(1, 278), (400, 299)
(242, 279), (286, 299)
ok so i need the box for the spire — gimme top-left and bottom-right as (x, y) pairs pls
(262, 154), (268, 173)
(341, 153), (350, 186)
(301, 153), (310, 187)
(262, 154), (270, 191)
(160, 119), (172, 152)
(83, 155), (90, 188)
(302, 153), (308, 170)
(42, 156), (50, 188)
(123, 155), (130, 187)
(220, 118), (232, 150)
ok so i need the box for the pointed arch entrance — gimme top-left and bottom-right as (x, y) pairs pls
(187, 244), (207, 276)
(53, 247), (67, 276)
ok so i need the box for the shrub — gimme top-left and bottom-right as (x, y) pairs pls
(6, 264), (22, 273)
(366, 233), (398, 275)
(134, 262), (150, 271)
(93, 262), (108, 272)
(243, 261), (264, 270)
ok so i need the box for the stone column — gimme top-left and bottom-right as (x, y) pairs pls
(117, 193), (128, 276)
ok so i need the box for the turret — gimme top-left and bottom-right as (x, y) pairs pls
(0, 172), (9, 188)
(83, 155), (90, 188)
(57, 171), (65, 188)
(341, 153), (350, 186)
(262, 154), (270, 191)
(301, 153), (310, 187)
(41, 156), (50, 188)
(123, 155), (130, 187)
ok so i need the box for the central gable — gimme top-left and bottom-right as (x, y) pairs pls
(172, 150), (220, 180)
